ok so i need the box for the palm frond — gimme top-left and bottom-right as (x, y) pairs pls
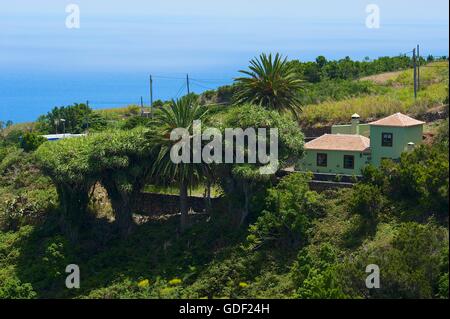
(234, 53), (304, 117)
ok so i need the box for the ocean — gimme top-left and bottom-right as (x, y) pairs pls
(1, 0), (448, 124)
(0, 71), (235, 124)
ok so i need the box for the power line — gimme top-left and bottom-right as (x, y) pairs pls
(150, 74), (234, 82)
(89, 101), (136, 105)
(399, 50), (414, 56)
(151, 75), (187, 80)
(174, 83), (187, 99)
(190, 77), (234, 83)
(190, 80), (216, 91)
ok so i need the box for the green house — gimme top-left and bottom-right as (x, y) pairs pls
(299, 113), (425, 175)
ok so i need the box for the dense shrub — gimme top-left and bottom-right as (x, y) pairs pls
(300, 80), (382, 105)
(0, 276), (36, 299)
(289, 55), (413, 82)
(347, 183), (387, 238)
(247, 173), (324, 249)
(341, 222), (448, 298)
(0, 147), (57, 231)
(20, 132), (46, 152)
(35, 103), (107, 134)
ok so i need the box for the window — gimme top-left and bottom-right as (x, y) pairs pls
(343, 155), (354, 169)
(316, 153), (327, 167)
(382, 132), (393, 147)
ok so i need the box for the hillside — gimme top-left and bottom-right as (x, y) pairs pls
(94, 61), (449, 129)
(301, 61), (448, 126)
(0, 55), (448, 300)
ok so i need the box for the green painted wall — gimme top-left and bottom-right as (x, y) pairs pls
(299, 149), (370, 175)
(331, 124), (370, 137)
(370, 124), (423, 166)
(301, 123), (424, 175)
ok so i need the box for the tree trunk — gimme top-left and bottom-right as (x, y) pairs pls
(58, 184), (90, 243)
(102, 178), (135, 238)
(110, 194), (135, 238)
(240, 181), (250, 226)
(204, 181), (212, 214)
(179, 181), (189, 232)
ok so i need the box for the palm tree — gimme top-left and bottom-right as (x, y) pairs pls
(234, 53), (304, 119)
(149, 95), (210, 232)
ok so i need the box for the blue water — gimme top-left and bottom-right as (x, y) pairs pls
(0, 71), (235, 123)
(1, 0), (448, 123)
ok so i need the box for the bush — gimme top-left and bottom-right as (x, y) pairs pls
(247, 173), (324, 249)
(291, 243), (349, 299)
(300, 80), (382, 105)
(20, 132), (46, 152)
(121, 116), (152, 130)
(347, 183), (387, 237)
(341, 222), (448, 298)
(0, 192), (57, 231)
(392, 145), (449, 221)
(35, 103), (107, 134)
(0, 276), (37, 299)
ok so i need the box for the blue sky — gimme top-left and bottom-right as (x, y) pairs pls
(0, 0), (448, 74)
(0, 0), (449, 123)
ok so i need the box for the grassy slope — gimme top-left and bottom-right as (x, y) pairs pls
(0, 63), (448, 299)
(300, 61), (449, 127)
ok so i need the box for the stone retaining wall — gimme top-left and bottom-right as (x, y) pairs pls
(133, 192), (222, 216)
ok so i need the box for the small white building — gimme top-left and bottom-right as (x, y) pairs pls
(41, 133), (87, 141)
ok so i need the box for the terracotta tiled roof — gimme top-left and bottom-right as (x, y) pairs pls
(368, 112), (425, 127)
(305, 134), (371, 152)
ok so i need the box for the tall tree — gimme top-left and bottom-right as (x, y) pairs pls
(36, 137), (96, 242)
(36, 128), (154, 240)
(234, 53), (304, 118)
(217, 104), (305, 225)
(88, 128), (154, 237)
(149, 95), (210, 232)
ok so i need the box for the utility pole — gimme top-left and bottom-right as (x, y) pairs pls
(417, 44), (420, 91)
(149, 75), (153, 116)
(186, 74), (190, 95)
(61, 119), (66, 137)
(413, 48), (417, 100)
(85, 100), (90, 131)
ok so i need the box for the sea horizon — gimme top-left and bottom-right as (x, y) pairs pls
(2, 49), (449, 124)
(1, 0), (448, 124)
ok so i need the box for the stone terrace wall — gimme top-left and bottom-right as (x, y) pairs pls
(133, 180), (352, 217)
(133, 193), (223, 216)
(308, 180), (354, 192)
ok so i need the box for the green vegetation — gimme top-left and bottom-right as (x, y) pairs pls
(35, 128), (153, 241)
(20, 132), (46, 152)
(35, 103), (107, 134)
(150, 95), (210, 231)
(288, 55), (416, 82)
(234, 53), (304, 118)
(300, 61), (449, 126)
(0, 54), (448, 299)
